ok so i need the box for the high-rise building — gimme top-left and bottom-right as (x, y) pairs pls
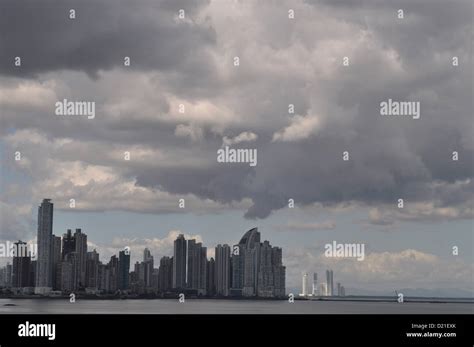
(240, 228), (261, 297)
(340, 286), (346, 297)
(5, 263), (12, 287)
(232, 228), (285, 298)
(337, 282), (341, 296)
(118, 250), (130, 290)
(326, 269), (334, 296)
(172, 234), (187, 289)
(206, 257), (215, 296)
(64, 251), (79, 291)
(320, 282), (327, 296)
(257, 241), (276, 297)
(12, 241), (31, 288)
(106, 255), (119, 293)
(187, 240), (207, 294)
(29, 260), (36, 287)
(62, 229), (75, 260)
(312, 273), (318, 296)
(215, 244), (230, 296)
(58, 261), (73, 292)
(86, 250), (100, 289)
(35, 199), (53, 294)
(51, 235), (61, 290)
(231, 244), (244, 295)
(74, 229), (87, 289)
(300, 273), (308, 296)
(143, 248), (153, 288)
(151, 268), (160, 292)
(157, 256), (173, 292)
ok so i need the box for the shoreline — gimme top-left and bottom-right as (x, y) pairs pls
(1, 296), (473, 304)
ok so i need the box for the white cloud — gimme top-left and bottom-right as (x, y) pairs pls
(222, 131), (258, 146)
(272, 115), (320, 142)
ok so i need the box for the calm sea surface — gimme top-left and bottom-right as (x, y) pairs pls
(0, 298), (472, 314)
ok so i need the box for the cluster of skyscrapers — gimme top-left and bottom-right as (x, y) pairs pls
(0, 199), (286, 298)
(300, 270), (346, 297)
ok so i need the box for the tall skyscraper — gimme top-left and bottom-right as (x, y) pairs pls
(232, 228), (285, 298)
(62, 229), (75, 260)
(86, 250), (100, 289)
(337, 282), (341, 296)
(320, 282), (327, 296)
(187, 240), (207, 294)
(143, 248), (153, 288)
(58, 261), (73, 292)
(74, 229), (87, 289)
(300, 273), (308, 296)
(64, 252), (79, 291)
(206, 257), (215, 296)
(312, 273), (318, 296)
(118, 249), (130, 290)
(326, 269), (334, 296)
(172, 234), (187, 289)
(12, 241), (31, 289)
(240, 228), (261, 297)
(106, 255), (119, 293)
(215, 244), (230, 296)
(5, 263), (12, 288)
(29, 260), (36, 287)
(51, 235), (61, 290)
(231, 244), (244, 295)
(35, 199), (53, 294)
(157, 256), (173, 292)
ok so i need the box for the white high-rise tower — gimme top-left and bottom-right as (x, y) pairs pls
(300, 273), (308, 296)
(312, 273), (318, 296)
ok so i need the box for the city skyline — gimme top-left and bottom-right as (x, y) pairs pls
(1, 199), (286, 298)
(1, 198), (471, 298)
(0, 0), (472, 298)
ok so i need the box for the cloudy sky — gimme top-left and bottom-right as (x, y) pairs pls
(0, 0), (472, 295)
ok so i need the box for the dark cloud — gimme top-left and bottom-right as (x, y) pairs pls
(0, 0), (215, 77)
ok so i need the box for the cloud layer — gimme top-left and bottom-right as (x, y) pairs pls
(1, 0), (472, 225)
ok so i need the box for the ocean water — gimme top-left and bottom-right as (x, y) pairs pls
(0, 298), (472, 314)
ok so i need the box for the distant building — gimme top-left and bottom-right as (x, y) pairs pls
(106, 255), (119, 293)
(12, 241), (31, 288)
(241, 228), (260, 297)
(51, 235), (61, 290)
(337, 282), (341, 296)
(62, 229), (75, 260)
(300, 273), (308, 296)
(312, 273), (318, 296)
(74, 229), (87, 289)
(86, 250), (100, 290)
(320, 283), (327, 296)
(5, 263), (12, 287)
(158, 256), (173, 292)
(206, 257), (216, 296)
(58, 261), (73, 292)
(187, 240), (207, 295)
(143, 248), (153, 288)
(118, 250), (130, 290)
(231, 244), (244, 296)
(215, 244), (231, 296)
(35, 199), (53, 294)
(326, 270), (334, 296)
(231, 228), (285, 298)
(172, 234), (187, 289)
